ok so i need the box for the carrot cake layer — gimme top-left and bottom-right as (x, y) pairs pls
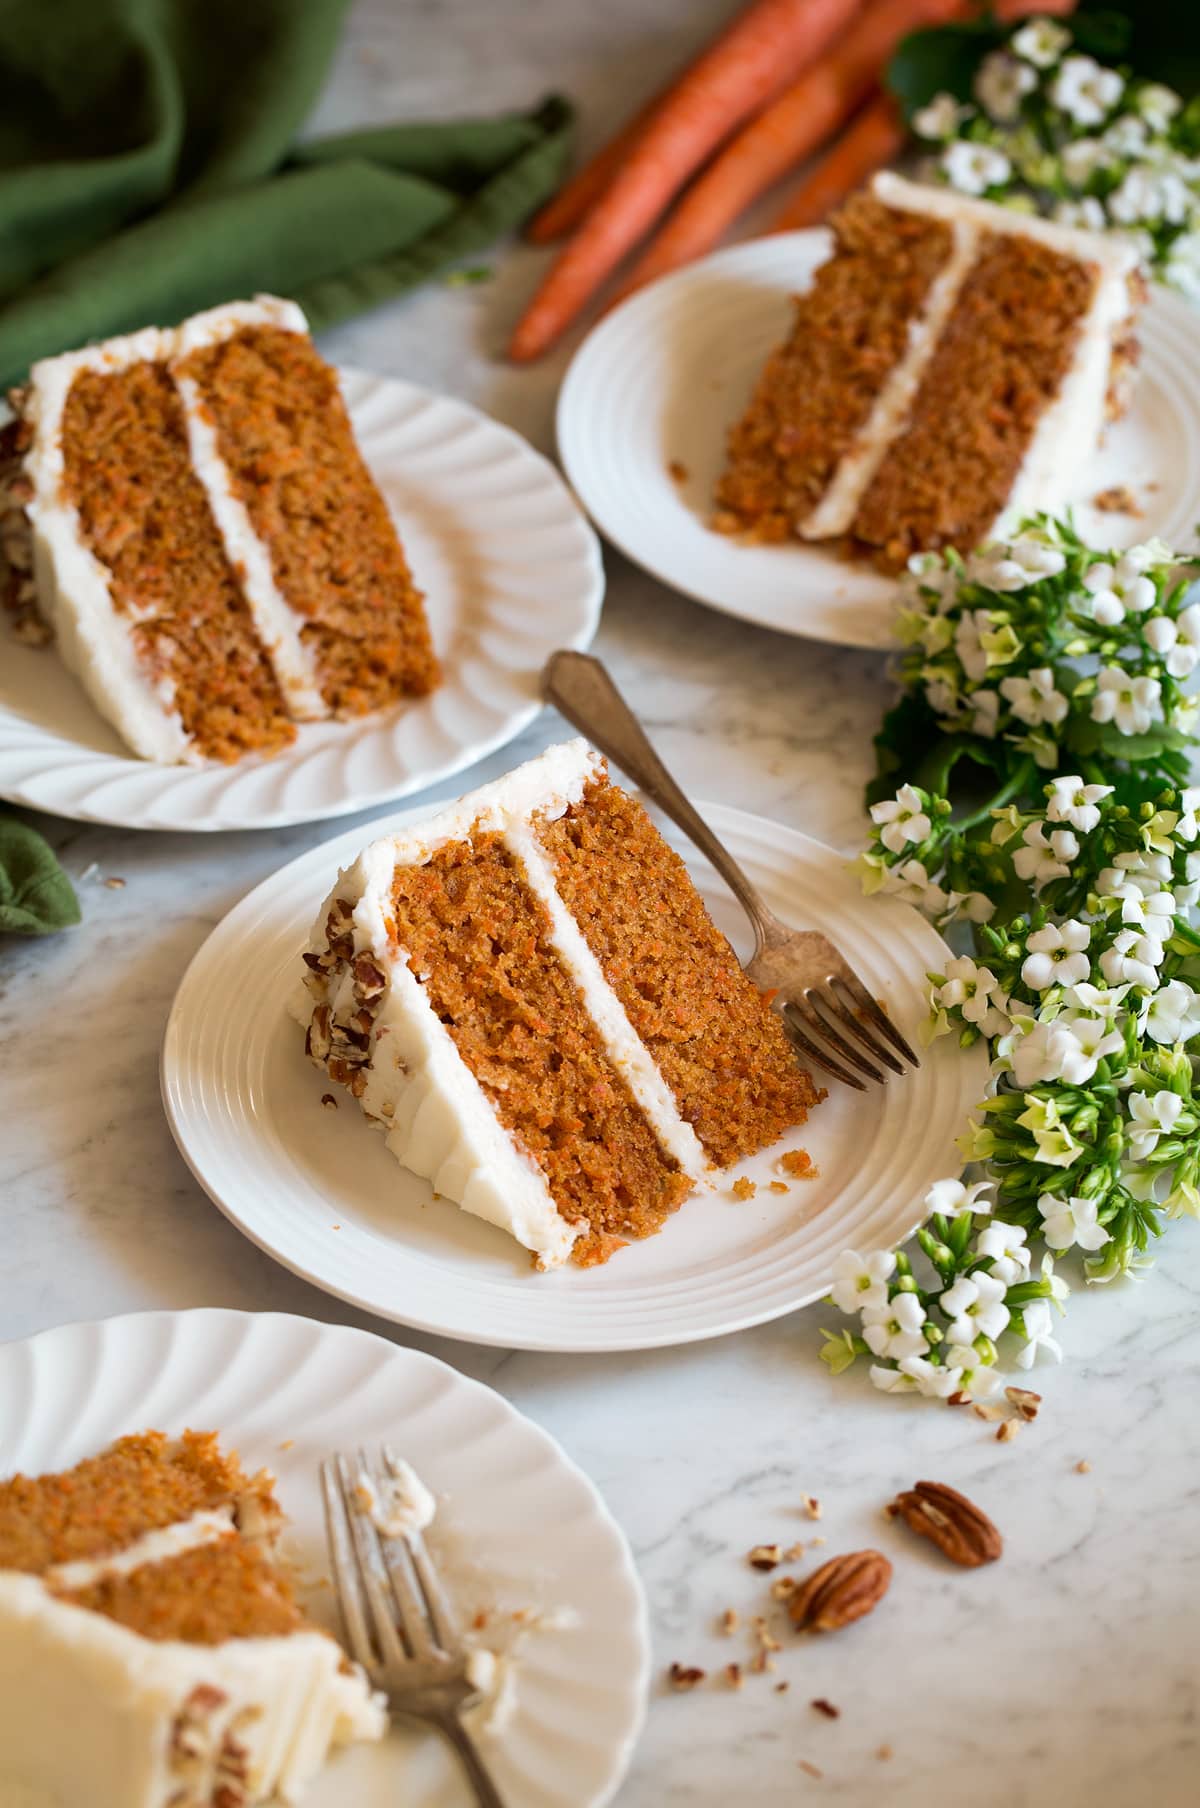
(713, 193), (956, 542)
(177, 325), (437, 716)
(295, 739), (821, 1269)
(18, 296), (439, 764)
(714, 172), (1142, 566)
(537, 779), (819, 1164)
(0, 1430), (383, 1807)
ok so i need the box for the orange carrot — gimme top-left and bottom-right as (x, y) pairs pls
(770, 92), (905, 231)
(526, 95), (664, 244)
(508, 0), (868, 362)
(613, 0), (967, 301)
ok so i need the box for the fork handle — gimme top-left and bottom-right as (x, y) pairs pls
(434, 1711), (508, 1808)
(543, 650), (778, 946)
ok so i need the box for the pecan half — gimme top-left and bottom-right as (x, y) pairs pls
(787, 1549), (891, 1633)
(888, 1480), (1002, 1567)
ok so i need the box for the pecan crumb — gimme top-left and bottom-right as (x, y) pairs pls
(810, 1536), (826, 1547)
(667, 1663), (706, 1692)
(720, 1607), (739, 1635)
(798, 1760), (824, 1779)
(1005, 1387), (1041, 1421)
(802, 1495), (822, 1520)
(973, 1403), (1005, 1422)
(769, 1181), (790, 1194)
(751, 1615), (782, 1653)
(775, 1680), (790, 1693)
(749, 1542), (782, 1571)
(947, 1389), (970, 1407)
(724, 1662), (743, 1690)
(996, 1419), (1021, 1443)
(783, 1541), (806, 1560)
(472, 1610), (490, 1631)
(1092, 483), (1142, 516)
(104, 876), (126, 890)
(667, 459), (690, 483)
(749, 1650), (777, 1675)
(877, 1743), (894, 1761)
(732, 1177), (757, 1201)
(320, 1094), (338, 1109)
(771, 1575), (798, 1601)
(811, 1698), (840, 1719)
(1075, 1459), (1092, 1474)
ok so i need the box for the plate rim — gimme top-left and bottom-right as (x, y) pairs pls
(160, 794), (989, 1354)
(556, 229), (1200, 652)
(0, 368), (604, 833)
(0, 1304), (652, 1808)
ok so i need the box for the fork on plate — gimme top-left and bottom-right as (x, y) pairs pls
(322, 1447), (507, 1808)
(542, 650), (919, 1091)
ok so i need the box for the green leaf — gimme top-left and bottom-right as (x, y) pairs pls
(0, 819), (80, 935)
(886, 18), (1003, 119)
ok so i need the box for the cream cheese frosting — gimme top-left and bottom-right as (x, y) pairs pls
(293, 739), (710, 1269)
(22, 296), (326, 764)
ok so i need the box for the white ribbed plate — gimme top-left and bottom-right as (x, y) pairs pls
(162, 801), (989, 1352)
(0, 1309), (647, 1808)
(0, 371), (602, 831)
(557, 232), (1200, 650)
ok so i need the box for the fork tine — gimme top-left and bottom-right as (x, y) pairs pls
(383, 1442), (459, 1652)
(781, 1005), (867, 1092)
(833, 972), (919, 1067)
(338, 1454), (409, 1668)
(362, 1449), (440, 1662)
(321, 1456), (374, 1670)
(817, 987), (904, 1076)
(795, 994), (885, 1084)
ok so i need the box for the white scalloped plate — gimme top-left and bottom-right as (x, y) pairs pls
(557, 231), (1200, 650)
(0, 1309), (648, 1808)
(0, 372), (603, 831)
(162, 800), (990, 1352)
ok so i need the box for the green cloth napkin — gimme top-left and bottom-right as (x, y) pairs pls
(0, 0), (572, 388)
(0, 819), (80, 934)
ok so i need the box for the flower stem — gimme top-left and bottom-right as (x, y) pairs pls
(952, 757), (1038, 833)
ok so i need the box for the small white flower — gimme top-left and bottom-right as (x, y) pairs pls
(932, 960), (1009, 1036)
(1126, 1088), (1184, 1160)
(1021, 918), (1091, 991)
(963, 1361), (1008, 1404)
(896, 1354), (965, 1399)
(925, 673), (959, 716)
(1014, 1298), (1064, 1369)
(881, 857), (950, 917)
(1012, 821), (1079, 888)
(1054, 196), (1107, 232)
(1137, 82), (1182, 131)
(1012, 17), (1072, 68)
(913, 91), (967, 142)
(974, 1219), (1032, 1287)
(970, 688), (1001, 738)
(1050, 54), (1124, 127)
(1142, 615), (1193, 680)
(870, 783), (931, 855)
(1090, 668), (1163, 736)
(942, 139), (1013, 196)
(975, 50), (1037, 122)
(1108, 164), (1192, 227)
(961, 890), (996, 924)
(862, 1291), (929, 1361)
(1006, 1017), (1117, 1089)
(829, 1248), (897, 1315)
(1176, 784), (1200, 843)
(941, 1271), (1011, 1345)
(1060, 136), (1111, 185)
(924, 1175), (993, 1218)
(1062, 978), (1129, 1018)
(1056, 1010), (1127, 1073)
(1038, 1191), (1111, 1253)
(1164, 231), (1200, 305)
(1001, 666), (1069, 728)
(1046, 775), (1113, 833)
(969, 537), (1065, 591)
(1099, 927), (1164, 991)
(1083, 556), (1157, 622)
(1143, 979), (1200, 1046)
(869, 1363), (918, 1395)
(1102, 113), (1148, 158)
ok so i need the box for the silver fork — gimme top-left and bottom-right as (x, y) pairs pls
(542, 650), (919, 1091)
(321, 1447), (506, 1808)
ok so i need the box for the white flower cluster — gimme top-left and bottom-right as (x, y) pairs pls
(826, 1177), (1069, 1401)
(910, 17), (1200, 299)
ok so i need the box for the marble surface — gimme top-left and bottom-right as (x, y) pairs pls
(2, 3), (1198, 1804)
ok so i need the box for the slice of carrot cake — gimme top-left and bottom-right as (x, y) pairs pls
(0, 1429), (383, 1807)
(295, 740), (820, 1268)
(11, 297), (438, 763)
(714, 173), (1143, 568)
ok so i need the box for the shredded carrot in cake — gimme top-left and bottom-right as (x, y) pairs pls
(54, 1537), (308, 1645)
